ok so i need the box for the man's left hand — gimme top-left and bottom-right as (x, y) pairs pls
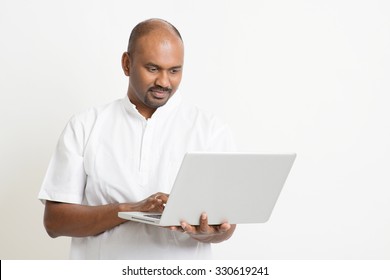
(169, 212), (236, 243)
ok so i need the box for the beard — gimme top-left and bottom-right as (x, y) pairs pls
(143, 86), (173, 109)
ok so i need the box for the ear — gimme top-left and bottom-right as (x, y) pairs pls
(121, 52), (131, 76)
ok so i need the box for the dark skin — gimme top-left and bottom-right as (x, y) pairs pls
(44, 19), (236, 243)
(44, 193), (169, 238)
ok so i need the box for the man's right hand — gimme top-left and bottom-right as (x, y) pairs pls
(43, 192), (169, 238)
(132, 192), (169, 212)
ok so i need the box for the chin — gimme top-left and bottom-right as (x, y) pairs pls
(147, 97), (171, 109)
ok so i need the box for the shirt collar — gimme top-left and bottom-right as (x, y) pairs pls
(122, 91), (182, 120)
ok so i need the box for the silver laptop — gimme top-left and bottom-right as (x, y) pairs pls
(118, 152), (296, 226)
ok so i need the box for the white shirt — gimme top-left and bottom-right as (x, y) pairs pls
(38, 93), (235, 259)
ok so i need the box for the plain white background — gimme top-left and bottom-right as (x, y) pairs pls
(1, 0), (389, 259)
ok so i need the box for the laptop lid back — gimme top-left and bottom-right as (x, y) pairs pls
(158, 152), (296, 226)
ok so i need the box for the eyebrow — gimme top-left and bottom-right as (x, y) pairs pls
(145, 63), (182, 70)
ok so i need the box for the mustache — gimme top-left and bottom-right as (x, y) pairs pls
(149, 86), (172, 93)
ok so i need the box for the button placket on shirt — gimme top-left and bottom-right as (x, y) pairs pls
(139, 118), (155, 186)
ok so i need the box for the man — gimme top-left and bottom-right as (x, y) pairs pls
(39, 18), (236, 259)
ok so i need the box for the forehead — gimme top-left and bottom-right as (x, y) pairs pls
(133, 31), (184, 66)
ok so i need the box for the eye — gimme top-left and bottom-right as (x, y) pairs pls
(170, 68), (181, 74)
(147, 66), (158, 73)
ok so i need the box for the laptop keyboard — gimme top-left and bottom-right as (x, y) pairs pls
(145, 214), (162, 219)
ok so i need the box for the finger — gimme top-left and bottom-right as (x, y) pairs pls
(180, 221), (195, 234)
(142, 203), (158, 212)
(166, 226), (180, 231)
(155, 192), (169, 197)
(218, 222), (231, 233)
(153, 193), (169, 204)
(158, 193), (169, 203)
(158, 192), (169, 197)
(151, 194), (164, 204)
(199, 212), (209, 234)
(144, 200), (164, 212)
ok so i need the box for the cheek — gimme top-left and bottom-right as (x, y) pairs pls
(131, 72), (152, 90)
(171, 74), (183, 89)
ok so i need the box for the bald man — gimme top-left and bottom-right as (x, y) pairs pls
(39, 19), (236, 259)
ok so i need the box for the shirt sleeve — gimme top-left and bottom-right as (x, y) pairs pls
(38, 115), (87, 204)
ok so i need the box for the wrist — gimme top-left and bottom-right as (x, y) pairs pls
(117, 202), (135, 213)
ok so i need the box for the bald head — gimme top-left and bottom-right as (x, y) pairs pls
(127, 18), (183, 58)
(121, 18), (184, 118)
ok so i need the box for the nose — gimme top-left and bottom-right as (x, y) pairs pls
(155, 70), (170, 88)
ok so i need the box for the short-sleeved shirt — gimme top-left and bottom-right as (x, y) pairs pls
(38, 93), (235, 259)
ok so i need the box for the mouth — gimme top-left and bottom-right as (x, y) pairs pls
(149, 87), (172, 99)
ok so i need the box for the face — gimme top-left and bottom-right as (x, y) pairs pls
(122, 31), (184, 118)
